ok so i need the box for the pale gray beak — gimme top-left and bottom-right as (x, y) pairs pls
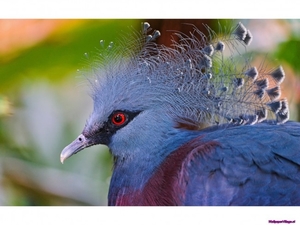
(60, 134), (90, 164)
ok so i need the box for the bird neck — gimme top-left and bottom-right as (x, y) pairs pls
(108, 129), (201, 206)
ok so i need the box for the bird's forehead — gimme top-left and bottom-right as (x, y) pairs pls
(89, 69), (165, 115)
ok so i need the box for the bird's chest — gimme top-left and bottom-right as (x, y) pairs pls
(108, 134), (208, 206)
(108, 159), (187, 206)
(108, 154), (189, 206)
(108, 173), (184, 206)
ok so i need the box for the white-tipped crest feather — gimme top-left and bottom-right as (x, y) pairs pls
(84, 21), (289, 128)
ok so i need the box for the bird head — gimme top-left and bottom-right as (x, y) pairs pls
(61, 21), (289, 163)
(60, 24), (177, 163)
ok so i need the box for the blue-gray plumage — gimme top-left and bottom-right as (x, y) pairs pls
(60, 21), (300, 205)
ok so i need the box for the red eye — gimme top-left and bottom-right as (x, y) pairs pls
(111, 112), (127, 126)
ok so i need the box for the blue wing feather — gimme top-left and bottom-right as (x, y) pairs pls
(181, 121), (300, 205)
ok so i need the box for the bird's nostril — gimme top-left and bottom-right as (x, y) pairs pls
(78, 137), (82, 141)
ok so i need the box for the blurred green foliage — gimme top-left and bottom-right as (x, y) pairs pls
(0, 19), (299, 206)
(276, 38), (300, 73)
